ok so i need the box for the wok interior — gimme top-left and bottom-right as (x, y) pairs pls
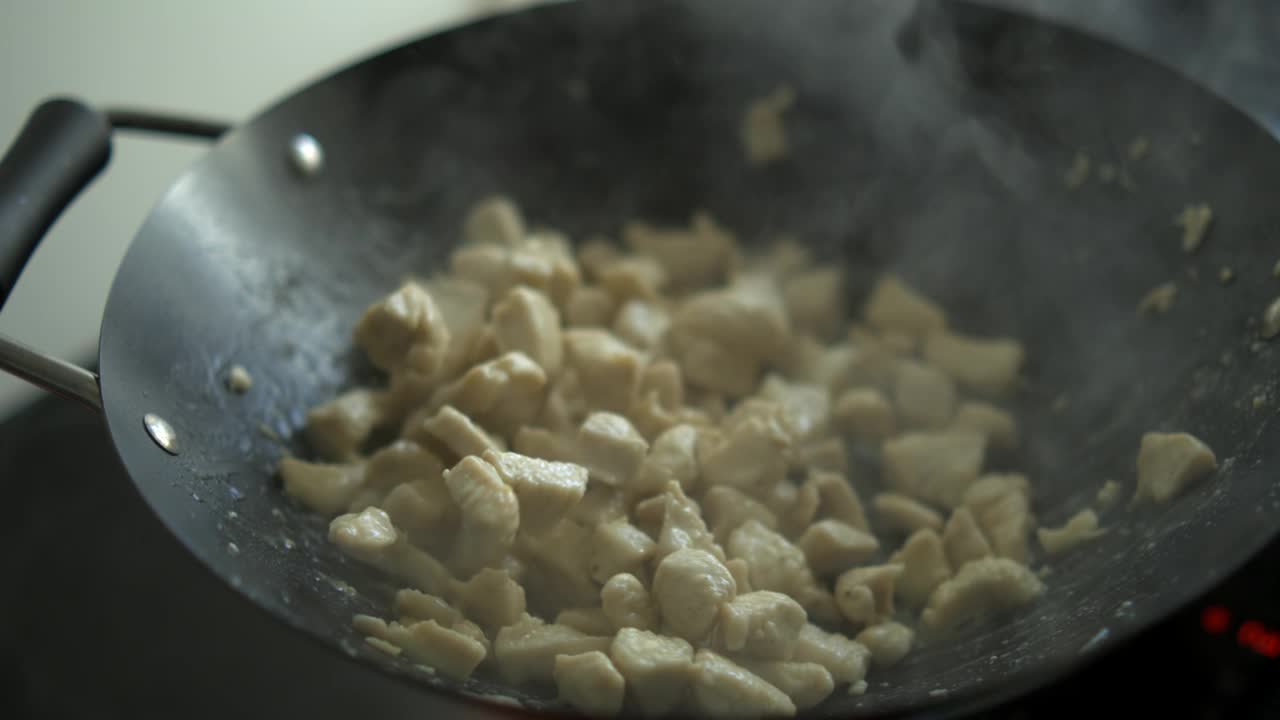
(98, 0), (1280, 715)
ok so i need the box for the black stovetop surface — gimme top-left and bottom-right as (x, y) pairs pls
(1, 394), (1278, 719)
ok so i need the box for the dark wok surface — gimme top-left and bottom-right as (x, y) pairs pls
(95, 0), (1280, 715)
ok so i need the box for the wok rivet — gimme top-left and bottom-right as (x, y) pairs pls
(143, 413), (179, 455)
(288, 133), (324, 176)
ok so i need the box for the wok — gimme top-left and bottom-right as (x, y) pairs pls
(2, 0), (1279, 716)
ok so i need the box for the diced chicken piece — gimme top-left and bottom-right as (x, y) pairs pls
(623, 212), (738, 292)
(893, 361), (957, 429)
(733, 659), (833, 710)
(726, 521), (829, 622)
(577, 237), (621, 281)
(538, 368), (587, 434)
(512, 426), (578, 463)
(494, 614), (613, 685)
(923, 332), (1025, 397)
(882, 430), (986, 508)
(843, 333), (904, 391)
(864, 275), (946, 336)
(521, 231), (582, 309)
(950, 402), (1018, 450)
(492, 285), (563, 376)
(691, 649), (796, 718)
(782, 267), (844, 340)
(781, 479), (821, 538)
(483, 450), (588, 535)
(726, 557), (754, 594)
(893, 528), (953, 608)
(639, 360), (684, 409)
(577, 412), (649, 487)
(699, 414), (791, 494)
(1134, 431), (1217, 504)
(715, 591), (806, 660)
(873, 492), (943, 534)
(563, 329), (643, 413)
(655, 479), (727, 563)
(855, 622), (914, 667)
(760, 375), (830, 443)
(671, 278), (790, 367)
(591, 520), (656, 583)
(381, 477), (456, 552)
(363, 440), (444, 492)
(556, 608), (615, 636)
(402, 278), (489, 390)
(795, 437), (848, 475)
(963, 474), (1033, 564)
(833, 388), (896, 443)
(835, 564), (903, 625)
(776, 336), (852, 389)
(1038, 509), (1105, 555)
(610, 628), (696, 715)
(613, 299), (671, 352)
(797, 519), (880, 576)
(634, 424), (701, 496)
(463, 195), (525, 246)
(451, 242), (562, 306)
(386, 619), (488, 680)
(653, 548), (738, 642)
(942, 506), (993, 569)
(598, 256), (667, 302)
(329, 506), (398, 553)
(601, 572), (659, 631)
(704, 486), (780, 545)
(395, 589), (470, 631)
(675, 336), (763, 397)
(453, 563), (527, 625)
(571, 483), (629, 527)
(1096, 480), (1122, 510)
(515, 519), (599, 613)
(408, 404), (501, 461)
(354, 282), (451, 376)
(280, 457), (365, 515)
(555, 651), (627, 718)
(741, 84), (796, 167)
(432, 351), (548, 435)
(921, 557), (1045, 631)
(790, 623), (871, 687)
(305, 388), (386, 461)
(564, 286), (619, 328)
(879, 330), (917, 355)
(808, 470), (870, 532)
(444, 456), (520, 576)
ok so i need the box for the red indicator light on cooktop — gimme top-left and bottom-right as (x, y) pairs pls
(1201, 605), (1231, 634)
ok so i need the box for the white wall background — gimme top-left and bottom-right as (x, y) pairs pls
(0, 0), (542, 418)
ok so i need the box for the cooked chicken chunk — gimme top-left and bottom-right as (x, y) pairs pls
(715, 591), (806, 660)
(1038, 509), (1105, 555)
(555, 651), (627, 717)
(921, 557), (1045, 632)
(495, 614), (613, 685)
(653, 548), (738, 643)
(577, 412), (649, 487)
(444, 455), (520, 576)
(609, 628), (696, 716)
(690, 649), (796, 718)
(492, 285), (563, 376)
(1134, 431), (1217, 504)
(602, 572), (659, 632)
(882, 431), (986, 508)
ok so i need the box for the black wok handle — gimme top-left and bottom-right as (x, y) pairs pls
(0, 99), (229, 409)
(0, 98), (111, 309)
